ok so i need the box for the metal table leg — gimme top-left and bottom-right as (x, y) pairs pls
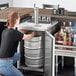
(62, 56), (64, 69)
(56, 55), (58, 76)
(74, 58), (76, 76)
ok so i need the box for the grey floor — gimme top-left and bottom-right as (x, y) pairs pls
(22, 57), (74, 76)
(22, 71), (43, 76)
(57, 66), (74, 76)
(22, 66), (74, 76)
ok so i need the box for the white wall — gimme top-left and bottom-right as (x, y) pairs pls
(47, 0), (76, 11)
(0, 0), (13, 7)
(13, 0), (76, 11)
(13, 0), (44, 8)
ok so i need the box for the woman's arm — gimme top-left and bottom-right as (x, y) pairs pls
(19, 29), (36, 40)
(22, 32), (36, 40)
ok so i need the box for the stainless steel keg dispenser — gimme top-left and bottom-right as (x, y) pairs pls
(17, 4), (58, 76)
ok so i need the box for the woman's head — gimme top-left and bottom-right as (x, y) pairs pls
(5, 12), (20, 28)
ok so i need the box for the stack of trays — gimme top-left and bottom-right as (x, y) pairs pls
(24, 36), (43, 68)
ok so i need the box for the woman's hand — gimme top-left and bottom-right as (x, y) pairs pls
(22, 31), (37, 40)
(31, 31), (37, 37)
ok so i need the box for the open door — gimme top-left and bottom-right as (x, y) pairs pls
(44, 31), (55, 76)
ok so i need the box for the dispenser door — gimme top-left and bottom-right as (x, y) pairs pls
(44, 31), (55, 76)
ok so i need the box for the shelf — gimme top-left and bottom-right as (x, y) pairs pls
(55, 44), (76, 49)
(55, 44), (76, 57)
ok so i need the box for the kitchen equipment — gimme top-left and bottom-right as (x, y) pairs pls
(24, 36), (43, 68)
(24, 36), (42, 49)
(52, 9), (58, 15)
(25, 55), (43, 68)
(58, 8), (64, 15)
(17, 5), (58, 76)
(24, 48), (43, 58)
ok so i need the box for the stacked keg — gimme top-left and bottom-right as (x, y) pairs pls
(24, 35), (43, 68)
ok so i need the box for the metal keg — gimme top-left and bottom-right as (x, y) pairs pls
(24, 36), (43, 68)
(24, 48), (43, 58)
(25, 55), (43, 68)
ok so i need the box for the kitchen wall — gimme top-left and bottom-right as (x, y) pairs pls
(44, 0), (76, 11)
(0, 0), (76, 11)
(13, 0), (76, 11)
(13, 0), (42, 8)
(0, 0), (13, 7)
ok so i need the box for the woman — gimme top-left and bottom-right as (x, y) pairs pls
(0, 12), (35, 76)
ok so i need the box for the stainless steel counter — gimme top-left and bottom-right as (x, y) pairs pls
(17, 21), (58, 31)
(55, 43), (76, 76)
